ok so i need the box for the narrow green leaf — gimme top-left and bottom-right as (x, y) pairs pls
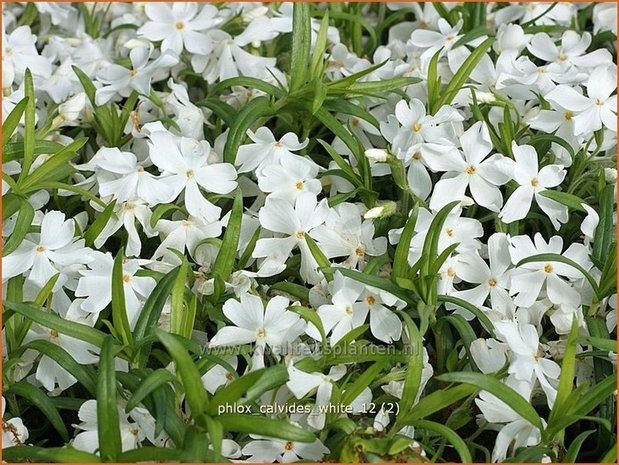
(155, 330), (209, 421)
(211, 189), (243, 281)
(564, 430), (595, 462)
(111, 250), (133, 347)
(3, 197), (34, 255)
(436, 372), (543, 431)
(210, 77), (285, 99)
(2, 96), (29, 145)
(393, 205), (419, 281)
(437, 295), (496, 337)
(97, 336), (122, 462)
(8, 381), (69, 441)
(394, 311), (423, 431)
(4, 301), (107, 347)
(332, 267), (416, 305)
(18, 69), (36, 184)
(538, 190), (586, 213)
(218, 414), (315, 442)
(223, 96), (273, 163)
(289, 2), (311, 92)
(550, 319), (578, 420)
(2, 446), (101, 463)
(85, 200), (117, 247)
(305, 234), (332, 281)
(126, 368), (177, 412)
(411, 420), (472, 462)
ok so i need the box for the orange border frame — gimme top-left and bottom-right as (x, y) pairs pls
(0, 1), (617, 464)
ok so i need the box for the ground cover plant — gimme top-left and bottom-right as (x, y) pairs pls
(1, 1), (617, 463)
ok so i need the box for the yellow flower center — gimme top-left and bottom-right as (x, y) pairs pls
(175, 22), (185, 30)
(564, 111), (573, 121)
(345, 306), (353, 315)
(128, 69), (137, 77)
(256, 328), (267, 339)
(557, 53), (567, 62)
(50, 329), (59, 339)
(36, 245), (46, 253)
(412, 152), (422, 160)
(412, 123), (422, 133)
(446, 228), (454, 237)
(274, 141), (283, 148)
(295, 231), (305, 239)
(544, 264), (553, 273)
(186, 170), (194, 179)
(225, 372), (234, 381)
(466, 166), (476, 175)
(136, 166), (144, 172)
(294, 181), (304, 190)
(488, 278), (497, 287)
(447, 268), (456, 278)
(355, 246), (365, 257)
(123, 274), (132, 283)
(595, 98), (604, 106)
(530, 178), (539, 187)
(284, 442), (294, 451)
(366, 295), (376, 305)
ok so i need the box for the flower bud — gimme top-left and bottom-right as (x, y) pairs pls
(364, 148), (389, 162)
(604, 168), (617, 183)
(364, 201), (397, 219)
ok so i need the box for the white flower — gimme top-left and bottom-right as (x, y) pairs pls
(89, 147), (173, 205)
(452, 233), (514, 317)
(75, 252), (156, 327)
(254, 192), (329, 284)
(152, 216), (222, 266)
(137, 3), (221, 55)
(147, 129), (237, 222)
(508, 233), (592, 307)
(24, 322), (99, 392)
(409, 18), (463, 65)
(494, 320), (560, 408)
(545, 65), (617, 136)
(257, 154), (322, 202)
(201, 357), (237, 394)
(2, 397), (29, 447)
(72, 400), (149, 454)
(2, 211), (93, 288)
(286, 363), (346, 430)
(241, 434), (329, 463)
(236, 127), (311, 174)
(499, 143), (568, 229)
(2, 25), (52, 88)
(95, 46), (178, 105)
(427, 122), (511, 212)
(209, 294), (305, 369)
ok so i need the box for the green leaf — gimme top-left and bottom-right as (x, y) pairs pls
(4, 301), (107, 347)
(218, 414), (315, 443)
(3, 139), (64, 163)
(289, 2), (311, 92)
(401, 384), (478, 423)
(528, 133), (575, 160)
(289, 305), (327, 348)
(342, 359), (388, 406)
(310, 11), (330, 79)
(322, 99), (380, 129)
(3, 197), (34, 256)
(305, 234), (332, 281)
(410, 420), (472, 462)
(317, 139), (363, 188)
(514, 253), (600, 301)
(155, 330), (209, 422)
(435, 372), (544, 431)
(223, 96), (273, 163)
(550, 319), (578, 422)
(210, 77), (285, 99)
(72, 65), (97, 107)
(117, 447), (182, 463)
(19, 137), (88, 192)
(538, 190), (586, 212)
(211, 189), (243, 281)
(126, 368), (177, 412)
(133, 268), (179, 340)
(170, 257), (190, 337)
(392, 205), (419, 281)
(438, 37), (494, 108)
(22, 339), (97, 396)
(18, 69), (36, 184)
(593, 184), (615, 264)
(345, 77), (421, 95)
(393, 311), (423, 431)
(149, 203), (184, 229)
(437, 295), (496, 337)
(564, 430), (595, 462)
(84, 200), (117, 247)
(8, 381), (69, 441)
(111, 249), (134, 347)
(3, 446), (101, 463)
(2, 96), (29, 145)
(97, 336), (122, 462)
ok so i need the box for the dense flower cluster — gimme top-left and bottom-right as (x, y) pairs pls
(2, 2), (617, 463)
